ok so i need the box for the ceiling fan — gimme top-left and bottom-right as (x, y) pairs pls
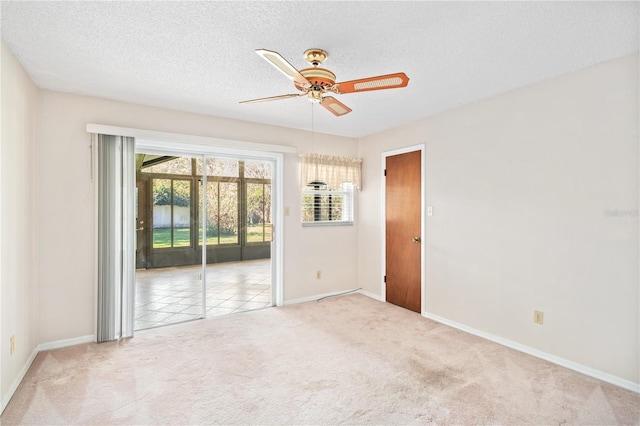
(240, 48), (409, 117)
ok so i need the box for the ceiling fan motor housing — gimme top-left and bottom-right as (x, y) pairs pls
(296, 68), (336, 92)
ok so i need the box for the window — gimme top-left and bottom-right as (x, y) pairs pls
(141, 156), (192, 175)
(244, 160), (272, 179)
(247, 182), (272, 241)
(299, 153), (360, 227)
(302, 182), (354, 226)
(152, 178), (192, 248)
(195, 157), (239, 177)
(141, 154), (271, 252)
(198, 181), (239, 245)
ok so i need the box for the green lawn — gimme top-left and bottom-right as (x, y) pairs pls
(247, 224), (272, 242)
(153, 225), (271, 248)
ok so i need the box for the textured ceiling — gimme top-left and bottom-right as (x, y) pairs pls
(1, 1), (638, 138)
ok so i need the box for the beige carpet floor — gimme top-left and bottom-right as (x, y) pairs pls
(2, 294), (639, 425)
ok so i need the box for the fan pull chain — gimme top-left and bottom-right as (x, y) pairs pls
(311, 102), (315, 153)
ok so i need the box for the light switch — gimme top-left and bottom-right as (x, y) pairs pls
(427, 206), (433, 216)
(285, 207), (290, 216)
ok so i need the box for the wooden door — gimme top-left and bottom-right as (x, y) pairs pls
(385, 150), (421, 313)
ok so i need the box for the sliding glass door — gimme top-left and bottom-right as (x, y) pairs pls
(134, 152), (274, 330)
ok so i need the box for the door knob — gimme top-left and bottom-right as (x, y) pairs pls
(136, 227), (144, 231)
(412, 236), (421, 243)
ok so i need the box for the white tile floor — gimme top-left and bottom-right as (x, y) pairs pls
(135, 258), (271, 330)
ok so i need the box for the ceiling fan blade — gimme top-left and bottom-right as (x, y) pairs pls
(239, 93), (304, 104)
(256, 49), (310, 87)
(320, 96), (352, 117)
(335, 72), (409, 94)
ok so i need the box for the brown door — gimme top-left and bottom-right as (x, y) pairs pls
(136, 179), (149, 269)
(385, 150), (421, 313)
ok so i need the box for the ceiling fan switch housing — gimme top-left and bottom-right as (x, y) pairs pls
(307, 90), (323, 103)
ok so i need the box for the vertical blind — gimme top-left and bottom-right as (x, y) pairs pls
(96, 134), (135, 342)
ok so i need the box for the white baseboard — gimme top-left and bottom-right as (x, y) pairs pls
(1, 334), (96, 415)
(358, 289), (384, 302)
(38, 334), (95, 352)
(422, 311), (640, 394)
(284, 288), (362, 306)
(1, 346), (39, 414)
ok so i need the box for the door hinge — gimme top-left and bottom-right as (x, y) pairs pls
(384, 169), (387, 176)
(384, 275), (387, 283)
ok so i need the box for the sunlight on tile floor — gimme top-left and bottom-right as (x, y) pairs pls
(135, 258), (271, 330)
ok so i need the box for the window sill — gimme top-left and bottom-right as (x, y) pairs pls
(302, 221), (353, 227)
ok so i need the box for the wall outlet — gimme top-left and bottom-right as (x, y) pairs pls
(10, 335), (15, 355)
(533, 310), (544, 325)
(316, 270), (321, 279)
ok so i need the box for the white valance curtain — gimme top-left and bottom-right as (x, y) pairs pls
(95, 134), (136, 343)
(299, 153), (362, 190)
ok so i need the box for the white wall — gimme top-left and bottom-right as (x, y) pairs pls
(358, 53), (639, 385)
(35, 91), (359, 343)
(1, 41), (39, 408)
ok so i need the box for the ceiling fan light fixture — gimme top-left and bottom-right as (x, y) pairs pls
(307, 90), (323, 103)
